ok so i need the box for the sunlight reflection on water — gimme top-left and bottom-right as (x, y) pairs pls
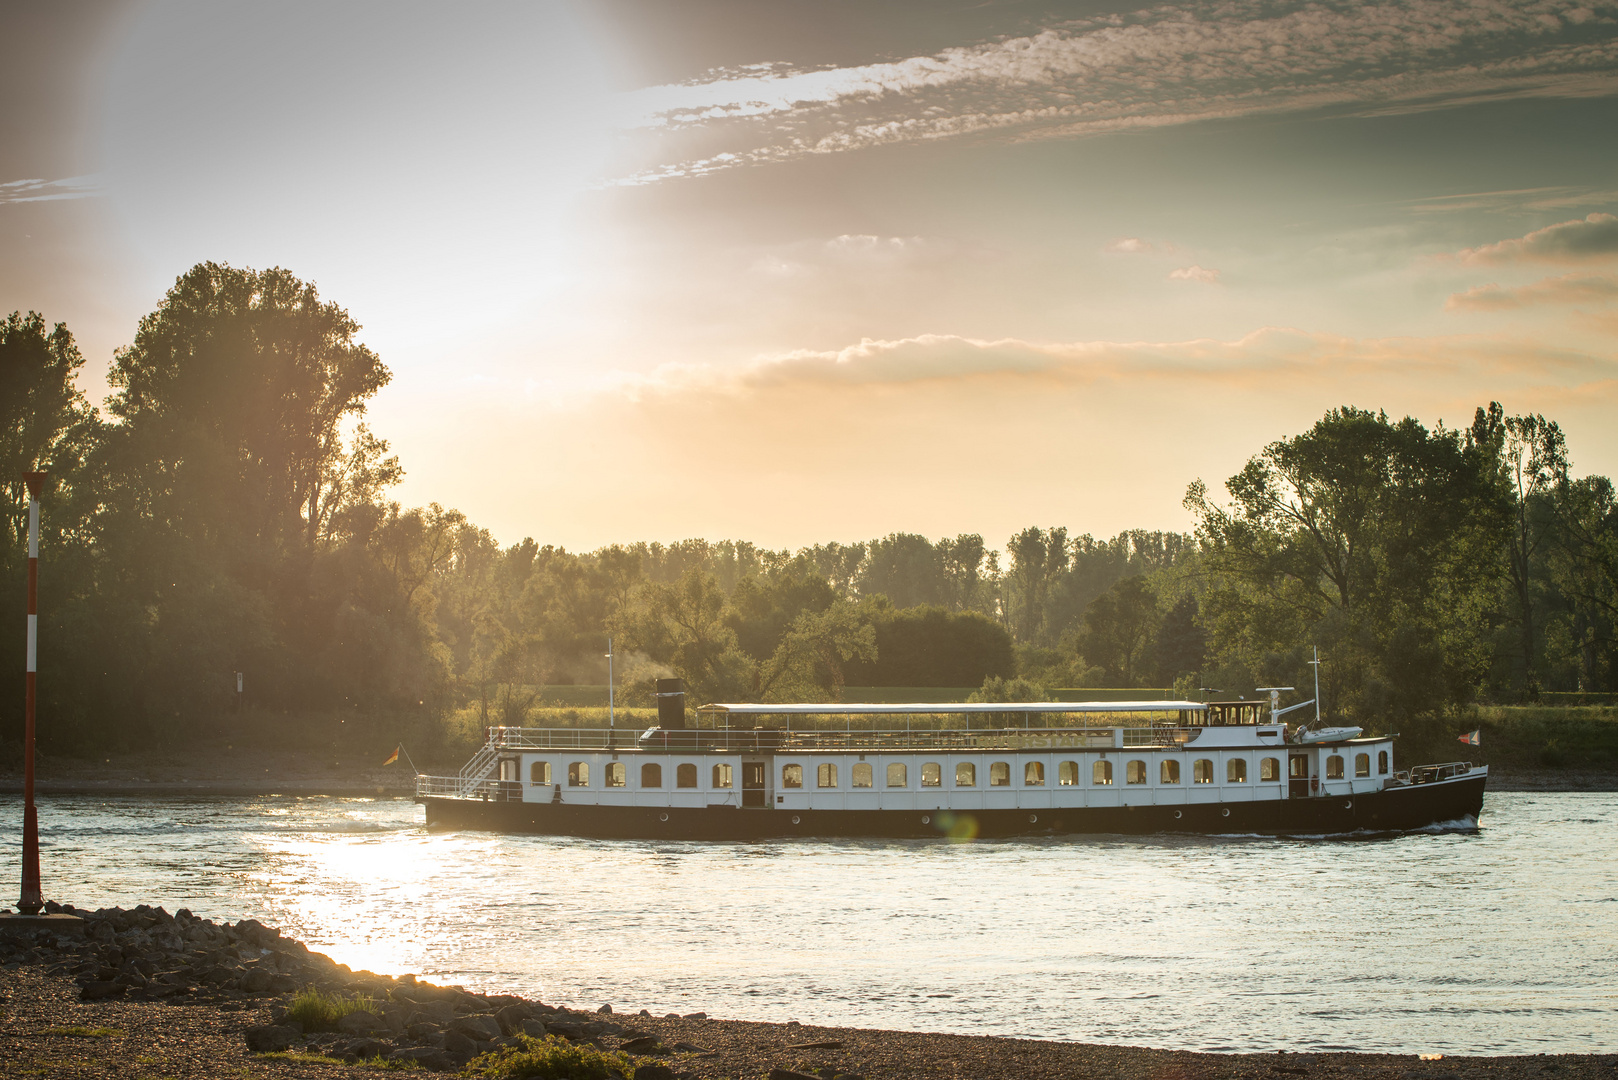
(1, 791), (1614, 1054)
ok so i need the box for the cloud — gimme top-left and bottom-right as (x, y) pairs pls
(1169, 265), (1220, 284)
(0, 176), (101, 205)
(1447, 272), (1618, 310)
(620, 0), (1618, 181)
(1107, 238), (1154, 253)
(1456, 212), (1618, 264)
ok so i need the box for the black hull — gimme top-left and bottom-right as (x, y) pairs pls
(421, 774), (1485, 840)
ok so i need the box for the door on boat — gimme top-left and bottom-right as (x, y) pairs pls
(742, 761), (768, 808)
(1288, 753), (1311, 798)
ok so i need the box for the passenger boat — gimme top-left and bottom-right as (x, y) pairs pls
(415, 681), (1487, 839)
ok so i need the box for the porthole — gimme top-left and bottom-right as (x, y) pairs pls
(1028, 814), (1038, 824)
(1173, 810), (1182, 819)
(791, 815), (801, 825)
(1221, 808), (1230, 817)
(1344, 800), (1353, 810)
(659, 812), (668, 822)
(921, 815), (930, 825)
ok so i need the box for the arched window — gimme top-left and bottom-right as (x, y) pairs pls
(1126, 760), (1147, 784)
(1326, 755), (1344, 780)
(1193, 759), (1214, 783)
(782, 764), (804, 788)
(1259, 757), (1280, 781)
(568, 762), (589, 787)
(817, 763), (838, 788)
(1378, 751), (1389, 775)
(1160, 759), (1181, 784)
(955, 762), (976, 787)
(1024, 761), (1045, 786)
(641, 763), (662, 788)
(712, 763), (732, 788)
(530, 761), (551, 784)
(1227, 758), (1248, 783)
(887, 762), (908, 788)
(1093, 760), (1113, 785)
(989, 762), (1011, 787)
(852, 763), (874, 788)
(677, 763), (698, 788)
(1355, 753), (1370, 778)
(605, 762), (626, 787)
(1058, 761), (1078, 786)
(921, 762), (942, 787)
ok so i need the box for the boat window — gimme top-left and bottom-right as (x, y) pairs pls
(641, 763), (662, 788)
(1355, 753), (1370, 778)
(783, 764), (804, 788)
(1024, 761), (1045, 786)
(852, 763), (873, 788)
(1193, 759), (1213, 784)
(1378, 751), (1388, 775)
(1289, 755), (1309, 779)
(712, 763), (732, 788)
(887, 762), (908, 788)
(605, 762), (626, 787)
(1093, 760), (1113, 785)
(956, 762), (976, 787)
(1326, 755), (1344, 780)
(677, 763), (698, 788)
(1058, 761), (1078, 786)
(1160, 759), (1180, 784)
(990, 761), (1011, 787)
(921, 762), (941, 787)
(1127, 760), (1147, 784)
(568, 762), (588, 787)
(1260, 757), (1280, 781)
(530, 761), (551, 784)
(1227, 758), (1248, 783)
(817, 763), (838, 788)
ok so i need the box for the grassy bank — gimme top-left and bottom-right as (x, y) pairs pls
(1396, 705), (1618, 775)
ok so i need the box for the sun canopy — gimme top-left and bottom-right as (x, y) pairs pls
(696, 701), (1207, 715)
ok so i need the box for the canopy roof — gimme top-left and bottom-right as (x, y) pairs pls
(696, 701), (1208, 715)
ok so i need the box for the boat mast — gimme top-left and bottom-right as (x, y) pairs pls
(1309, 646), (1322, 725)
(606, 637), (615, 735)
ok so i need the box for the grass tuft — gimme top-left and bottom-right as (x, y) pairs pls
(463, 1034), (642, 1080)
(283, 986), (382, 1032)
(257, 1050), (417, 1070)
(45, 1025), (124, 1038)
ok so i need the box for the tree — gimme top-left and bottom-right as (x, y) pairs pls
(0, 312), (102, 545)
(1075, 575), (1160, 685)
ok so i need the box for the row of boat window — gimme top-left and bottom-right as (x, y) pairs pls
(535, 752), (1390, 788)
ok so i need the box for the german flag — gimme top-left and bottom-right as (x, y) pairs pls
(382, 745), (401, 766)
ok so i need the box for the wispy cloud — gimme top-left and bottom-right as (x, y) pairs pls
(1169, 264), (1221, 284)
(1456, 212), (1618, 265)
(1447, 272), (1618, 310)
(620, 0), (1618, 182)
(0, 176), (102, 205)
(1107, 238), (1155, 254)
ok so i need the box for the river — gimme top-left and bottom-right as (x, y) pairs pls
(0, 791), (1613, 1055)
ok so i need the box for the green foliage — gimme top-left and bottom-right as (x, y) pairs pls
(283, 987), (380, 1032)
(462, 1034), (639, 1080)
(258, 1050), (417, 1070)
(844, 602), (1013, 687)
(43, 1026), (123, 1038)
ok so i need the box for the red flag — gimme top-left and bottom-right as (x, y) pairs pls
(382, 745), (401, 766)
(1458, 730), (1480, 746)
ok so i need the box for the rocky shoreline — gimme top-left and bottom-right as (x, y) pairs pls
(2, 905), (1615, 1080)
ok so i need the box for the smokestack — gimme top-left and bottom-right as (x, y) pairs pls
(655, 678), (687, 729)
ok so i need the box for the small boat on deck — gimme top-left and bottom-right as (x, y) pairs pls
(415, 681), (1486, 840)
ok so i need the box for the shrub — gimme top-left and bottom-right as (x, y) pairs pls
(283, 987), (381, 1032)
(463, 1034), (640, 1080)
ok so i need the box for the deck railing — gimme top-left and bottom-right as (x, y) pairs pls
(468, 724), (1210, 754)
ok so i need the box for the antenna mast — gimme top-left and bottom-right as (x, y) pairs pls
(1309, 646), (1322, 724)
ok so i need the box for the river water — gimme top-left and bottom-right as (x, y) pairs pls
(0, 791), (1613, 1055)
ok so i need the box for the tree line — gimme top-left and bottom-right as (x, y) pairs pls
(3, 264), (1615, 750)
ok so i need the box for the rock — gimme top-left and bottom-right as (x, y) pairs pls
(346, 1037), (390, 1058)
(444, 1030), (482, 1057)
(519, 1018), (549, 1038)
(409, 1000), (457, 1024)
(598, 1003), (614, 1014)
(639, 1009), (653, 1017)
(240, 967), (272, 993)
(79, 981), (127, 1001)
(338, 1010), (387, 1035)
(548, 1022), (583, 1041)
(769, 1070), (823, 1080)
(244, 1024), (299, 1053)
(450, 1013), (502, 1042)
(620, 1036), (665, 1054)
(682, 1012), (707, 1020)
(496, 1003), (533, 1035)
(267, 972), (299, 993)
(634, 1067), (677, 1080)
(407, 1021), (446, 1041)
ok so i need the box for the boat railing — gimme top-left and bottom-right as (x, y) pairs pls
(417, 774), (522, 801)
(1409, 761), (1474, 784)
(472, 725), (1210, 753)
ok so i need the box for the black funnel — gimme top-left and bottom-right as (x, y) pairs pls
(655, 678), (687, 729)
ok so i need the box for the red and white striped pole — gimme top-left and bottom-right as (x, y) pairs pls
(19, 471), (45, 916)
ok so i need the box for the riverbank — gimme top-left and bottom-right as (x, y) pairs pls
(1, 906), (1613, 1079)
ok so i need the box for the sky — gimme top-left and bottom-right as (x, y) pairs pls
(4, 0), (1618, 553)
